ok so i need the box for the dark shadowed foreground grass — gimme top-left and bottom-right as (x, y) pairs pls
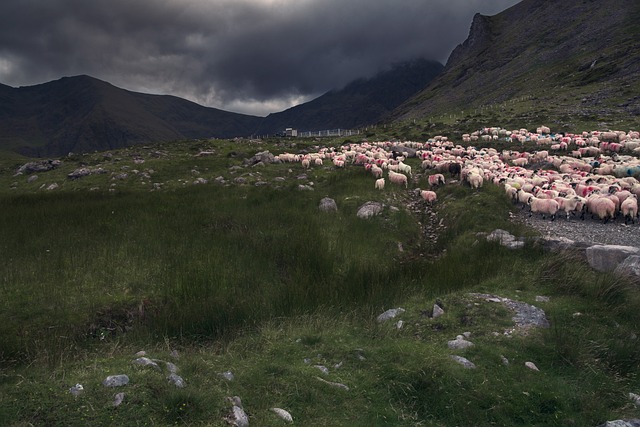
(1, 156), (639, 425)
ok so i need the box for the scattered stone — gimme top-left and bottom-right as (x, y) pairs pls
(225, 396), (249, 427)
(630, 392), (640, 407)
(273, 177), (286, 182)
(168, 373), (186, 388)
(377, 308), (405, 322)
(46, 183), (59, 191)
(535, 296), (550, 303)
(432, 304), (445, 318)
(470, 293), (550, 333)
(597, 420), (640, 427)
(165, 362), (178, 374)
(314, 365), (329, 375)
(69, 384), (84, 397)
(193, 177), (208, 185)
(334, 361), (343, 369)
(396, 320), (404, 329)
(113, 392), (125, 407)
(169, 349), (180, 359)
(615, 255), (640, 278)
(297, 184), (314, 191)
(134, 357), (160, 369)
(102, 374), (129, 387)
(450, 355), (476, 369)
(319, 197), (338, 213)
(485, 229), (525, 249)
(501, 355), (510, 366)
(270, 407), (293, 423)
(462, 332), (471, 338)
(68, 168), (92, 180)
(525, 361), (539, 371)
(315, 376), (349, 391)
(16, 159), (61, 175)
(357, 201), (384, 219)
(586, 245), (640, 272)
(448, 335), (474, 350)
(27, 175), (39, 183)
(234, 177), (247, 185)
(134, 350), (147, 357)
(220, 371), (235, 381)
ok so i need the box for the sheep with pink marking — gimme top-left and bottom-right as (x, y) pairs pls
(420, 190), (437, 203)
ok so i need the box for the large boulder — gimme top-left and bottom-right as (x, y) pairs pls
(357, 202), (384, 219)
(586, 245), (640, 272)
(614, 255), (640, 278)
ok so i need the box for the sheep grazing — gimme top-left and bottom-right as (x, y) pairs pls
(420, 190), (437, 203)
(371, 165), (383, 178)
(428, 173), (445, 188)
(529, 197), (560, 221)
(388, 170), (408, 188)
(621, 194), (638, 224)
(375, 178), (385, 190)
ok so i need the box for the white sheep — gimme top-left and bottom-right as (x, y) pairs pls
(388, 170), (408, 188)
(528, 197), (560, 221)
(375, 178), (385, 190)
(420, 190), (437, 203)
(621, 194), (638, 224)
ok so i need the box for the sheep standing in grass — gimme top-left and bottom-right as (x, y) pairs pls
(375, 178), (385, 190)
(428, 173), (445, 188)
(388, 170), (408, 188)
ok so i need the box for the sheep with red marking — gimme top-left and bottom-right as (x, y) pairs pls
(428, 173), (445, 188)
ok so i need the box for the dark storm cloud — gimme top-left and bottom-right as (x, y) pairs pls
(0, 0), (520, 116)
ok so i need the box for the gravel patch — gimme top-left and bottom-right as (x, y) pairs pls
(512, 209), (640, 248)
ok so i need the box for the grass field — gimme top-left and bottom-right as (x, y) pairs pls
(1, 136), (639, 426)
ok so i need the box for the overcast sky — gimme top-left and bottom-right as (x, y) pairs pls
(0, 0), (519, 116)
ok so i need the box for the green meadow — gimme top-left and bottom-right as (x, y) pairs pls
(0, 137), (639, 426)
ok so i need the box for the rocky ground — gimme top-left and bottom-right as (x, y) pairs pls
(512, 208), (640, 248)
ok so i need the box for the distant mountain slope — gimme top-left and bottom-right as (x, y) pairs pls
(0, 57), (443, 157)
(0, 76), (263, 157)
(393, 0), (640, 124)
(254, 58), (443, 135)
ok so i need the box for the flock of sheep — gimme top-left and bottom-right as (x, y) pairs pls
(276, 126), (640, 224)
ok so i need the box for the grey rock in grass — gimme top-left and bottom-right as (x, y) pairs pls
(525, 361), (539, 371)
(319, 197), (338, 213)
(220, 371), (235, 381)
(298, 184), (314, 191)
(586, 245), (640, 272)
(113, 392), (125, 407)
(165, 362), (178, 374)
(314, 365), (329, 375)
(134, 350), (146, 357)
(315, 376), (350, 391)
(377, 308), (405, 322)
(46, 183), (59, 191)
(27, 175), (39, 183)
(69, 383), (84, 397)
(102, 374), (129, 387)
(501, 355), (510, 366)
(448, 335), (474, 350)
(535, 296), (550, 303)
(396, 320), (404, 329)
(234, 177), (248, 185)
(432, 304), (445, 318)
(225, 396), (249, 427)
(134, 357), (160, 369)
(168, 373), (186, 388)
(169, 349), (180, 359)
(597, 421), (640, 427)
(357, 201), (384, 219)
(193, 177), (208, 185)
(615, 255), (640, 278)
(68, 168), (92, 180)
(630, 392), (640, 407)
(270, 408), (293, 423)
(486, 229), (525, 249)
(450, 355), (476, 369)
